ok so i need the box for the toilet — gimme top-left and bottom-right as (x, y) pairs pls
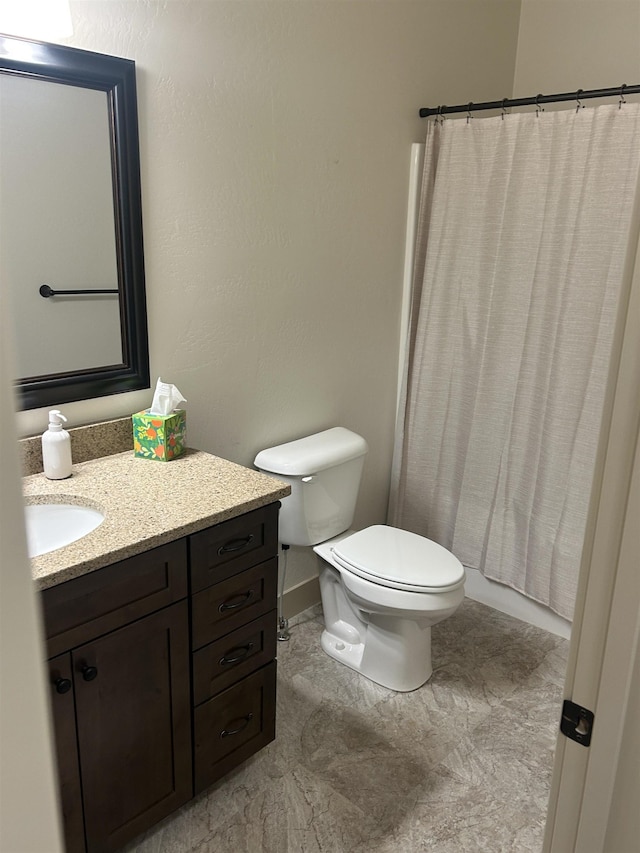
(254, 427), (465, 692)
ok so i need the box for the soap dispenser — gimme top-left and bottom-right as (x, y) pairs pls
(42, 410), (72, 479)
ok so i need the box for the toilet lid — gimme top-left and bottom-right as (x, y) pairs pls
(331, 525), (465, 593)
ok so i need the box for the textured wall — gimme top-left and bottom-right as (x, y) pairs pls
(514, 0), (640, 95)
(12, 0), (521, 589)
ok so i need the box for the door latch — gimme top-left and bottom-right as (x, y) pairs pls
(560, 699), (594, 747)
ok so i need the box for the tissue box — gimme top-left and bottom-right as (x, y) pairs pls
(132, 410), (186, 461)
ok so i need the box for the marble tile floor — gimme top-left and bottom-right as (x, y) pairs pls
(125, 599), (569, 853)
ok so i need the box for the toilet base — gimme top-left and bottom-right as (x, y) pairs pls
(316, 536), (464, 692)
(320, 628), (365, 673)
(318, 565), (435, 692)
(320, 618), (433, 692)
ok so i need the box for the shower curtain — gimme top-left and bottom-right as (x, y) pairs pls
(389, 104), (640, 620)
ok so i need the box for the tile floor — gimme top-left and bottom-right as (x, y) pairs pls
(126, 599), (568, 853)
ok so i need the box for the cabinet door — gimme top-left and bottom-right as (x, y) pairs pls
(48, 653), (86, 853)
(73, 602), (191, 853)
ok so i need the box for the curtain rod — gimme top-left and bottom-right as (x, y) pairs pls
(419, 84), (640, 118)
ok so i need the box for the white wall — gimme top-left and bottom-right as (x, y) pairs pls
(513, 0), (640, 96)
(12, 0), (521, 591)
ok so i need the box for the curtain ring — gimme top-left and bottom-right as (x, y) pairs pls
(501, 98), (509, 120)
(535, 93), (545, 117)
(466, 102), (473, 124)
(576, 89), (584, 113)
(619, 83), (627, 109)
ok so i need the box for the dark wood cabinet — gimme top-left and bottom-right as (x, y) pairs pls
(193, 662), (276, 793)
(44, 542), (192, 853)
(48, 653), (85, 853)
(42, 503), (279, 853)
(191, 558), (278, 649)
(192, 609), (276, 705)
(74, 603), (191, 852)
(189, 503), (278, 593)
(189, 505), (279, 795)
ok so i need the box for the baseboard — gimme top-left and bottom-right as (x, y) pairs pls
(283, 576), (321, 619)
(464, 566), (572, 639)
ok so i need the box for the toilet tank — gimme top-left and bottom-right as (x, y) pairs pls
(254, 427), (368, 546)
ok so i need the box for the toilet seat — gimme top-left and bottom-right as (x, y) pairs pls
(331, 525), (465, 594)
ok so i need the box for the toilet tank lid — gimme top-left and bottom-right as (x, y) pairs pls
(254, 427), (368, 476)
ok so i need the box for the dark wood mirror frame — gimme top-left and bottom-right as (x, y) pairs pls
(0, 33), (150, 410)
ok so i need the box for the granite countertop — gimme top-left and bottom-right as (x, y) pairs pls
(24, 448), (290, 591)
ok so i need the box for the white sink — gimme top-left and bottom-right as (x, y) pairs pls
(25, 503), (105, 558)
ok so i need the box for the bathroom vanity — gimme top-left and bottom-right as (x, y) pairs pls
(25, 448), (289, 853)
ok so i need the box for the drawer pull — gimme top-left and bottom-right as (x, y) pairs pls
(54, 676), (72, 695)
(219, 643), (255, 667)
(220, 713), (254, 739)
(217, 534), (254, 556)
(80, 664), (98, 682)
(218, 590), (254, 613)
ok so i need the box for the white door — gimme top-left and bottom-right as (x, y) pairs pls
(0, 307), (64, 851)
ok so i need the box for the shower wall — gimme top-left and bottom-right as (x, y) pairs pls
(464, 568), (571, 639)
(514, 1), (640, 97)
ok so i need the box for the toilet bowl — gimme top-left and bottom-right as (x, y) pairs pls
(314, 526), (464, 691)
(254, 428), (465, 692)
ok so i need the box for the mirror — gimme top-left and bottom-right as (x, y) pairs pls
(0, 34), (149, 410)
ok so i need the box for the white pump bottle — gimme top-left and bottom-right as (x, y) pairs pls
(42, 409), (72, 479)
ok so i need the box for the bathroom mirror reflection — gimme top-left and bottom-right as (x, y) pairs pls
(2, 75), (122, 377)
(0, 33), (150, 410)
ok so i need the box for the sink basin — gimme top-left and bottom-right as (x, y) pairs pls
(25, 503), (105, 558)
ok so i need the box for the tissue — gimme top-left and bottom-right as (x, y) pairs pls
(132, 378), (187, 461)
(149, 378), (187, 416)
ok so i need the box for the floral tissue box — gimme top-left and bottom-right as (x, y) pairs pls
(132, 410), (186, 461)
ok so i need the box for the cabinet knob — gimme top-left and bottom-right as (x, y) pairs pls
(54, 677), (72, 694)
(80, 664), (98, 682)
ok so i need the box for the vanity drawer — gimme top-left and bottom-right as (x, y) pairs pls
(192, 609), (277, 706)
(42, 539), (188, 657)
(193, 662), (276, 794)
(189, 503), (279, 593)
(191, 559), (277, 650)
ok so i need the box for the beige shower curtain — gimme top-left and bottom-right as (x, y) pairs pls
(389, 104), (640, 620)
